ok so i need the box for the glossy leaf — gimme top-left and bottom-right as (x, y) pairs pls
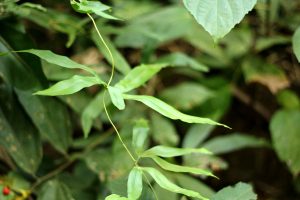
(19, 49), (96, 75)
(141, 145), (211, 158)
(123, 94), (228, 128)
(150, 156), (215, 177)
(35, 75), (101, 96)
(141, 167), (208, 200)
(108, 86), (125, 110)
(211, 182), (257, 200)
(127, 167), (143, 200)
(71, 0), (118, 20)
(270, 110), (300, 175)
(202, 133), (269, 155)
(38, 179), (74, 200)
(115, 64), (167, 92)
(293, 26), (300, 62)
(183, 0), (257, 40)
(132, 119), (150, 154)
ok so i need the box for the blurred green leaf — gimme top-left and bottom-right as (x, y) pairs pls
(141, 146), (211, 158)
(151, 113), (179, 146)
(127, 167), (143, 200)
(270, 110), (300, 175)
(105, 194), (128, 200)
(108, 86), (126, 110)
(276, 89), (300, 109)
(183, 124), (214, 148)
(256, 35), (290, 52)
(0, 86), (42, 174)
(115, 64), (166, 93)
(132, 119), (150, 155)
(211, 182), (257, 200)
(159, 82), (214, 110)
(141, 167), (208, 200)
(38, 179), (74, 200)
(183, 0), (257, 40)
(202, 133), (269, 155)
(35, 75), (101, 96)
(150, 156), (215, 177)
(293, 26), (300, 62)
(123, 94), (228, 128)
(156, 52), (208, 72)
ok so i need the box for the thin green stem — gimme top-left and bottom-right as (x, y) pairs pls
(87, 13), (115, 87)
(142, 172), (159, 200)
(102, 91), (136, 162)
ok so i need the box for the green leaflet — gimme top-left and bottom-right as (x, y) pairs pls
(141, 167), (208, 200)
(292, 26), (300, 62)
(105, 194), (128, 200)
(150, 156), (215, 177)
(108, 86), (126, 110)
(35, 75), (101, 96)
(115, 64), (167, 92)
(70, 0), (118, 20)
(212, 182), (257, 200)
(183, 0), (257, 40)
(141, 145), (211, 158)
(127, 167), (143, 200)
(132, 119), (150, 155)
(19, 49), (97, 75)
(123, 94), (229, 128)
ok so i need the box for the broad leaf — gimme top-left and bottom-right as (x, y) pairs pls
(270, 110), (300, 175)
(150, 156), (215, 177)
(132, 119), (150, 154)
(38, 179), (74, 200)
(123, 94), (228, 128)
(19, 49), (96, 75)
(293, 26), (300, 62)
(202, 133), (269, 155)
(141, 167), (208, 200)
(211, 182), (257, 200)
(127, 167), (143, 200)
(115, 64), (167, 92)
(108, 86), (125, 110)
(71, 0), (118, 20)
(141, 146), (211, 158)
(0, 86), (42, 174)
(35, 75), (101, 96)
(183, 0), (257, 40)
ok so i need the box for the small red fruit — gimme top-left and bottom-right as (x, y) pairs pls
(2, 186), (10, 196)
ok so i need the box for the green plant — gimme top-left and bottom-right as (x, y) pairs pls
(1, 0), (300, 200)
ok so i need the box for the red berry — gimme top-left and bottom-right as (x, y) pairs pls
(2, 186), (10, 196)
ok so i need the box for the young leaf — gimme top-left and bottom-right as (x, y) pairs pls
(70, 0), (119, 20)
(19, 49), (97, 75)
(123, 94), (229, 128)
(132, 119), (150, 154)
(141, 145), (211, 158)
(211, 182), (257, 200)
(150, 156), (215, 177)
(35, 75), (101, 96)
(105, 194), (128, 200)
(127, 167), (143, 200)
(108, 86), (125, 110)
(115, 64), (167, 92)
(141, 167), (208, 200)
(292, 27), (300, 62)
(183, 0), (257, 41)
